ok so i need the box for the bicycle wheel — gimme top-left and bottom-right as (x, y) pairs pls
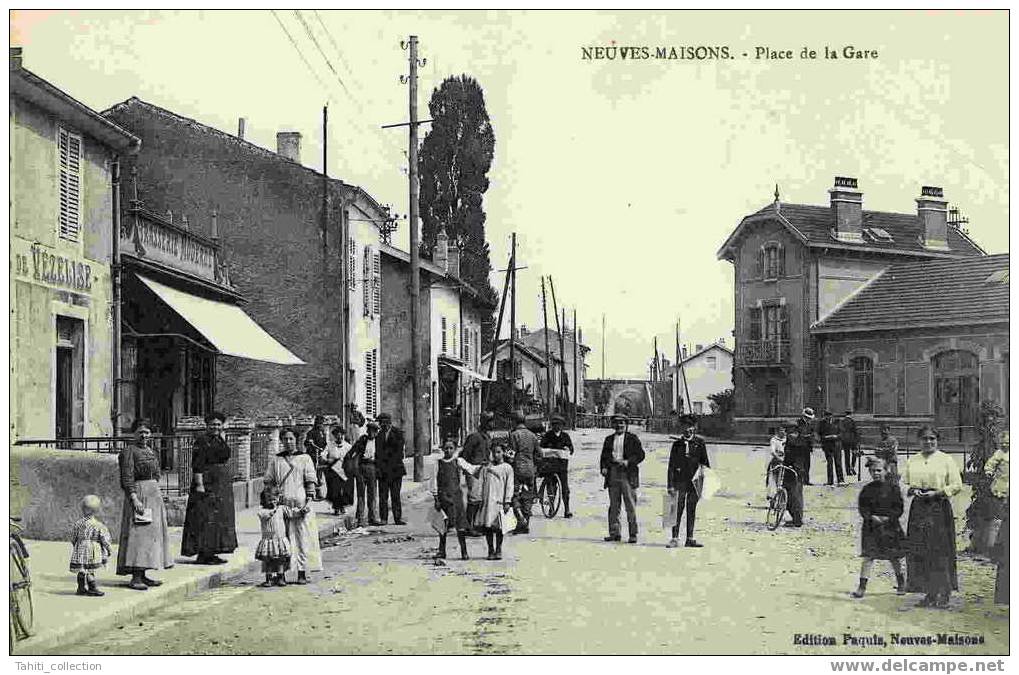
(547, 474), (562, 518)
(10, 547), (33, 639)
(537, 478), (550, 517)
(766, 489), (787, 531)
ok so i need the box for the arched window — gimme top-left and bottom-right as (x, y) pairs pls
(851, 356), (873, 414)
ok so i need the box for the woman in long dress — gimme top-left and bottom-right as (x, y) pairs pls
(323, 425), (354, 516)
(180, 411), (238, 564)
(116, 418), (174, 590)
(903, 425), (963, 608)
(264, 426), (322, 584)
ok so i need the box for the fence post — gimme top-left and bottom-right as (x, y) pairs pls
(227, 416), (254, 482)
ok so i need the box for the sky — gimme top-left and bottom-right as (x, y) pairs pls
(10, 9), (1009, 379)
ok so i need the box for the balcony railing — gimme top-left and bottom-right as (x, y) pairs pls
(738, 339), (791, 365)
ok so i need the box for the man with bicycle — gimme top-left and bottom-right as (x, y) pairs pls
(539, 414), (575, 518)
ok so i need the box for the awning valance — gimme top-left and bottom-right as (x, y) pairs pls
(441, 359), (495, 382)
(137, 274), (305, 365)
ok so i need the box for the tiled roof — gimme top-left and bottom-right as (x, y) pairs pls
(719, 202), (985, 259)
(812, 254), (1009, 333)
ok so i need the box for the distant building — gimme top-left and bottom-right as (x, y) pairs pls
(718, 177), (992, 438)
(517, 326), (590, 410)
(104, 98), (387, 425)
(10, 48), (140, 439)
(379, 228), (494, 450)
(669, 342), (734, 415)
(482, 336), (564, 414)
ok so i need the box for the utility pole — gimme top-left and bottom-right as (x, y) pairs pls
(678, 318), (692, 415)
(111, 158), (122, 435)
(601, 313), (606, 379)
(541, 277), (553, 418)
(674, 321), (681, 413)
(572, 308), (578, 428)
(548, 277), (569, 414)
(485, 248), (513, 382)
(509, 233), (517, 412)
(322, 104), (329, 252)
(406, 36), (425, 480)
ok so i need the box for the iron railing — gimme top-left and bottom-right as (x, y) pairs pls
(250, 428), (274, 478)
(738, 340), (791, 365)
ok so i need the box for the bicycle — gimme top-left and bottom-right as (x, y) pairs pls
(765, 465), (797, 531)
(10, 517), (33, 648)
(535, 448), (566, 518)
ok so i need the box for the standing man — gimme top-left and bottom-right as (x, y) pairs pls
(819, 409), (845, 486)
(509, 412), (540, 534)
(375, 412), (407, 526)
(840, 410), (860, 477)
(462, 411), (494, 535)
(539, 414), (575, 518)
(782, 424), (807, 527)
(350, 420), (381, 526)
(600, 414), (645, 543)
(797, 408), (817, 485)
(666, 414), (710, 548)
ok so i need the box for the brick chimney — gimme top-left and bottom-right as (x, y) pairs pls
(276, 131), (301, 163)
(917, 185), (949, 250)
(434, 226), (449, 271)
(237, 118), (247, 140)
(447, 243), (461, 278)
(10, 47), (23, 70)
(829, 176), (863, 243)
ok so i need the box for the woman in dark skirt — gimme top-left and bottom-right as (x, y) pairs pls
(181, 412), (238, 564)
(851, 457), (906, 598)
(903, 425), (963, 608)
(322, 425), (355, 515)
(117, 419), (174, 590)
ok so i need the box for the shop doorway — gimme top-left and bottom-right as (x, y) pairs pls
(54, 316), (84, 439)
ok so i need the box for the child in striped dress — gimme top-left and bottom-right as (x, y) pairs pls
(255, 487), (304, 587)
(69, 495), (113, 597)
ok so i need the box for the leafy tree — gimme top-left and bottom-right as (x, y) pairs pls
(418, 75), (498, 346)
(965, 401), (1005, 553)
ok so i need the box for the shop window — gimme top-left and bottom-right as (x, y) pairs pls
(851, 356), (874, 414)
(55, 316), (84, 438)
(183, 347), (214, 418)
(58, 127), (83, 243)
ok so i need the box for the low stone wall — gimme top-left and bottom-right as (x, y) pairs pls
(10, 446), (126, 541)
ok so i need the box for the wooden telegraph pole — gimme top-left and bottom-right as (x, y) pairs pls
(541, 277), (553, 418)
(572, 308), (579, 428)
(548, 277), (569, 415)
(509, 233), (517, 412)
(678, 319), (692, 415)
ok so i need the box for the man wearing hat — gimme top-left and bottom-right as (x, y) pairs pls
(539, 414), (575, 518)
(375, 412), (407, 525)
(818, 409), (845, 486)
(666, 414), (710, 548)
(839, 410), (860, 478)
(350, 420), (381, 526)
(781, 424), (806, 527)
(462, 411), (494, 535)
(509, 411), (540, 534)
(797, 407), (817, 485)
(181, 411), (238, 564)
(600, 414), (646, 543)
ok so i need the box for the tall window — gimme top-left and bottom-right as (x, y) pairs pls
(55, 316), (84, 438)
(757, 243), (785, 280)
(762, 304), (788, 341)
(851, 356), (873, 414)
(58, 128), (83, 242)
(183, 347), (214, 418)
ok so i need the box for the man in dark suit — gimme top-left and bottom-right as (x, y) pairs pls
(375, 412), (407, 525)
(666, 414), (710, 548)
(797, 407), (817, 485)
(782, 424), (807, 527)
(600, 414), (646, 543)
(819, 409), (844, 486)
(839, 410), (859, 477)
(539, 414), (575, 518)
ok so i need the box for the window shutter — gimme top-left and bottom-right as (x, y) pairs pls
(441, 317), (448, 354)
(756, 247), (764, 278)
(778, 245), (786, 277)
(348, 238), (357, 291)
(58, 128), (83, 242)
(827, 366), (850, 413)
(779, 305), (789, 341)
(372, 250), (381, 316)
(748, 308), (762, 341)
(462, 326), (469, 360)
(365, 349), (378, 418)
(362, 246), (370, 317)
(874, 364), (897, 415)
(452, 323), (457, 356)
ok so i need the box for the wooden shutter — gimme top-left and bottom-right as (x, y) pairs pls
(441, 317), (447, 354)
(362, 246), (370, 317)
(348, 238), (357, 291)
(371, 250), (381, 316)
(365, 349), (378, 418)
(827, 365), (850, 413)
(58, 128), (83, 242)
(873, 364), (897, 415)
(904, 362), (931, 415)
(462, 326), (470, 361)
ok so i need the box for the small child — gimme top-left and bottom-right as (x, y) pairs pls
(255, 487), (305, 587)
(766, 427), (787, 500)
(69, 495), (113, 597)
(472, 442), (514, 560)
(851, 457), (906, 598)
(430, 438), (473, 560)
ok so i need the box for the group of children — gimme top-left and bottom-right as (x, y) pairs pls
(430, 437), (514, 561)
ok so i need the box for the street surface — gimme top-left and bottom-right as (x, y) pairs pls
(49, 429), (1007, 655)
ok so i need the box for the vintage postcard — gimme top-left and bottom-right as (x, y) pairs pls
(7, 8), (1009, 665)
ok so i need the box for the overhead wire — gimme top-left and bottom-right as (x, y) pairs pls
(293, 9), (357, 103)
(270, 9), (333, 100)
